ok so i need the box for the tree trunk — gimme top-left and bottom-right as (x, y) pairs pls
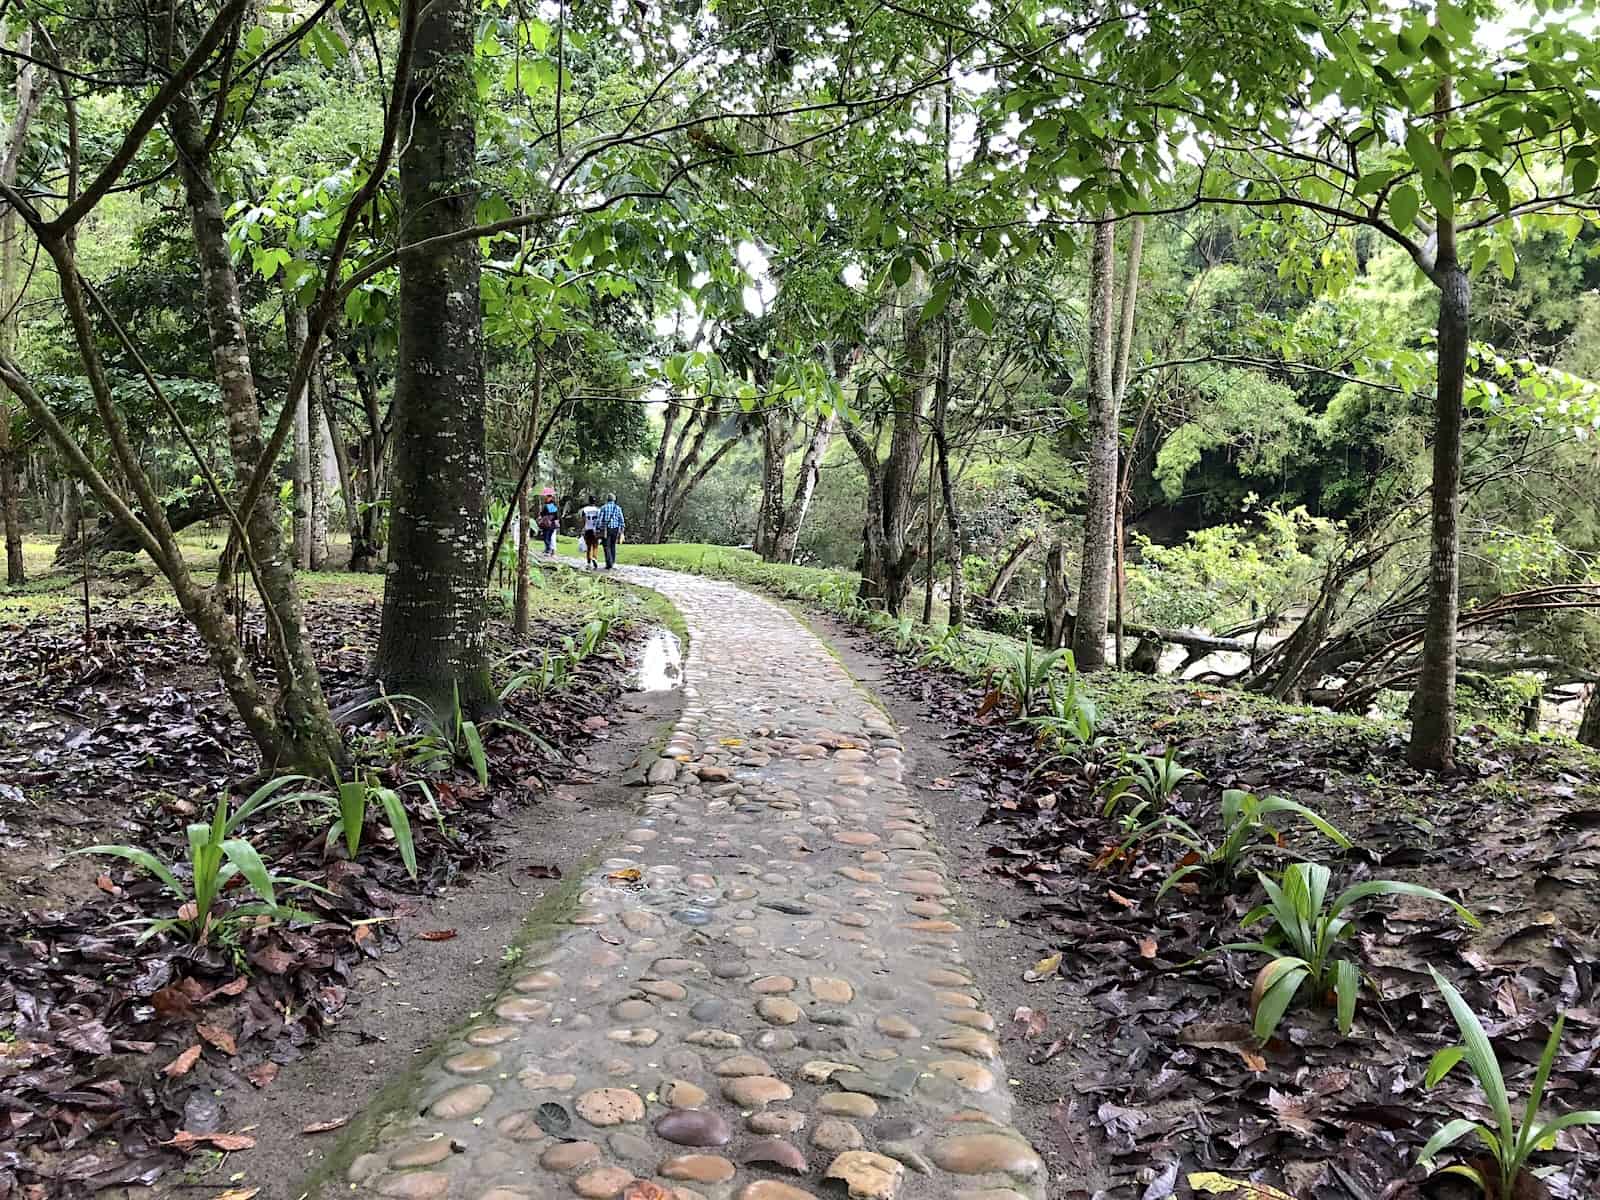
(310, 369), (332, 569)
(0, 27), (40, 588)
(1408, 258), (1468, 771)
(169, 89), (343, 774)
(1073, 215), (1118, 670)
(934, 317), (963, 628)
(1110, 217), (1144, 668)
(986, 534), (1034, 601)
(1579, 687), (1600, 750)
(375, 0), (494, 718)
(514, 483), (531, 636)
(288, 298), (314, 570)
(754, 410), (790, 559)
(1044, 539), (1072, 649)
(319, 388), (368, 569)
(772, 413), (834, 563)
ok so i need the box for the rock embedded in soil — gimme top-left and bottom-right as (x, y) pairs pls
(655, 1108), (734, 1147)
(575, 1087), (647, 1126)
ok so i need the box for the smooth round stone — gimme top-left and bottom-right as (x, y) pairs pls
(754, 1030), (798, 1052)
(808, 977), (854, 1004)
(656, 1108), (734, 1147)
(930, 1134), (1045, 1178)
(663, 1079), (708, 1108)
(519, 1068), (578, 1091)
(952, 1191), (1030, 1200)
(575, 1087), (646, 1126)
(817, 1092), (878, 1118)
(687, 1029), (743, 1049)
(713, 1052), (771, 1078)
(750, 976), (796, 994)
(929, 1060), (996, 1092)
(811, 1118), (864, 1152)
(514, 970), (561, 992)
(607, 1027), (661, 1047)
(722, 1075), (793, 1107)
(607, 1132), (657, 1163)
(757, 997), (803, 1025)
(444, 1048), (501, 1075)
(747, 1109), (807, 1135)
(877, 1115), (928, 1146)
(612, 999), (655, 1022)
(573, 1165), (636, 1197)
(652, 957), (704, 975)
(737, 1182), (820, 1200)
(376, 1173), (448, 1199)
(810, 1009), (858, 1028)
(496, 1111), (550, 1141)
(741, 1137), (808, 1174)
(496, 997), (553, 1022)
(639, 981), (688, 1001)
(874, 1015), (920, 1039)
(541, 1140), (602, 1171)
(477, 1191), (534, 1200)
(466, 1025), (519, 1046)
(660, 1154), (736, 1184)
(690, 998), (727, 1022)
(673, 908), (714, 926)
(935, 991), (980, 1010)
(427, 1083), (493, 1119)
(390, 1137), (453, 1168)
(711, 960), (751, 980)
(936, 1030), (999, 1060)
(945, 1010), (997, 1032)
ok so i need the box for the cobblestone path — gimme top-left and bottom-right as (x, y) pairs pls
(343, 568), (1046, 1200)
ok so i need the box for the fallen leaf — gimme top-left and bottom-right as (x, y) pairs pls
(201, 976), (249, 1002)
(606, 868), (642, 883)
(164, 1131), (256, 1152)
(1137, 936), (1158, 959)
(1012, 1006), (1048, 1039)
(417, 929), (457, 942)
(301, 1115), (350, 1135)
(246, 1062), (279, 1089)
(162, 1045), (202, 1078)
(96, 874), (120, 895)
(213, 1190), (261, 1200)
(1186, 1173), (1294, 1199)
(525, 864), (562, 879)
(1023, 953), (1061, 982)
(927, 777), (956, 790)
(197, 1023), (237, 1056)
(623, 1182), (674, 1200)
(1107, 889), (1137, 909)
(152, 986), (197, 1021)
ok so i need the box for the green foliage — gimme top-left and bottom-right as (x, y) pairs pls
(1419, 968), (1600, 1195)
(77, 777), (322, 944)
(1103, 747), (1196, 828)
(1126, 789), (1351, 901)
(1128, 504), (1337, 631)
(991, 637), (1070, 719)
(317, 769), (420, 881)
(1220, 863), (1478, 1040)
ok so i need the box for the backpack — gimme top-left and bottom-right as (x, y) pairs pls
(537, 504), (557, 532)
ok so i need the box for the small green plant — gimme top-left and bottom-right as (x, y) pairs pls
(1221, 862), (1478, 1039)
(990, 636), (1070, 718)
(916, 626), (971, 670)
(1103, 746), (1196, 826)
(1418, 967), (1600, 1195)
(79, 777), (323, 944)
(1126, 789), (1352, 900)
(319, 767), (419, 880)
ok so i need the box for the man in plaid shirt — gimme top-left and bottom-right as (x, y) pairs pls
(597, 493), (626, 570)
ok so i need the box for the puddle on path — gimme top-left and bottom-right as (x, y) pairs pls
(633, 627), (682, 691)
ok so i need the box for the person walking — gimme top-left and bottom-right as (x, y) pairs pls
(579, 494), (601, 569)
(597, 492), (626, 569)
(536, 487), (560, 557)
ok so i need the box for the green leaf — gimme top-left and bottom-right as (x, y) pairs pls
(1331, 880), (1477, 928)
(890, 256), (912, 288)
(1515, 1014), (1565, 1162)
(922, 285), (951, 322)
(1388, 184), (1421, 232)
(1430, 968), (1515, 1149)
(462, 720), (489, 788)
(1481, 166), (1511, 214)
(1333, 958), (1360, 1035)
(376, 788), (418, 881)
(221, 838), (278, 910)
(1496, 240), (1516, 282)
(1417, 1118), (1495, 1171)
(1253, 961), (1309, 1041)
(76, 845), (183, 899)
(1426, 1045), (1467, 1087)
(966, 294), (995, 334)
(1571, 157), (1597, 196)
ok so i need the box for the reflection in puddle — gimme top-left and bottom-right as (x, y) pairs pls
(635, 628), (683, 691)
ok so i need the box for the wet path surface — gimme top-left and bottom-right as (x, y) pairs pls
(342, 568), (1045, 1200)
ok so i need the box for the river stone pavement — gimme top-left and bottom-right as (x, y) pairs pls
(342, 566), (1046, 1200)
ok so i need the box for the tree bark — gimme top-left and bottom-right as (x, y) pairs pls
(1579, 687), (1600, 750)
(310, 367), (332, 569)
(1408, 258), (1468, 771)
(754, 409), (791, 558)
(1110, 217), (1144, 667)
(772, 412), (834, 563)
(287, 296), (314, 570)
(54, 487), (223, 565)
(375, 0), (494, 718)
(985, 534), (1034, 601)
(933, 316), (962, 627)
(1044, 539), (1072, 649)
(168, 83), (343, 774)
(1073, 215), (1119, 669)
(0, 26), (40, 587)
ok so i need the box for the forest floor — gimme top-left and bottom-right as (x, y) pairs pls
(0, 537), (682, 1199)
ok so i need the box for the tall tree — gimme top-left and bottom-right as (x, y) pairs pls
(374, 0), (494, 716)
(0, 23), (40, 587)
(1072, 216), (1118, 668)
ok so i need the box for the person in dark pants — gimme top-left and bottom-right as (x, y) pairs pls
(597, 493), (625, 569)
